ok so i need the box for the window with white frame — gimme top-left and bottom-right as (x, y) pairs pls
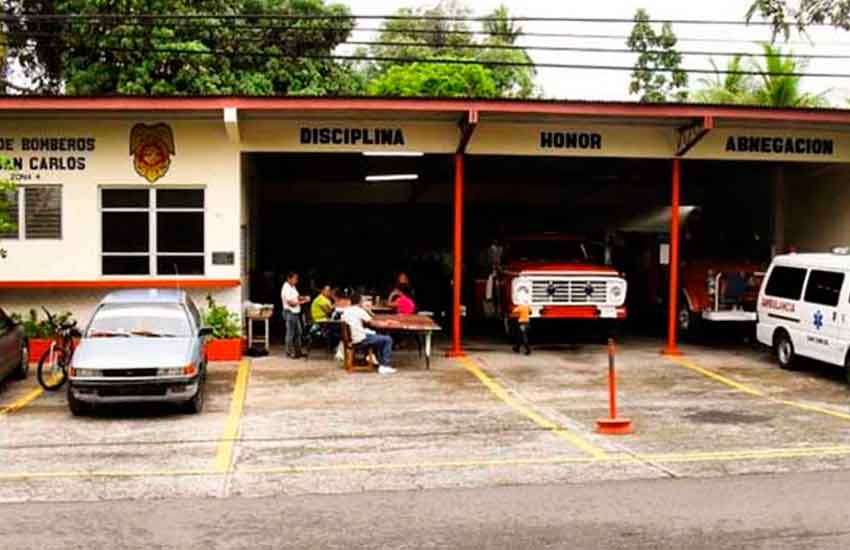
(0, 185), (63, 240)
(100, 188), (204, 276)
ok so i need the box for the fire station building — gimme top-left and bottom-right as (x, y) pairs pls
(3, 96), (850, 352)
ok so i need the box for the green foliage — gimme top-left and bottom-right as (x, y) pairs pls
(202, 295), (242, 339)
(749, 43), (829, 107)
(0, 156), (15, 259)
(627, 8), (688, 103)
(747, 0), (850, 40)
(693, 44), (828, 107)
(9, 309), (75, 339)
(692, 56), (751, 104)
(6, 0), (364, 96)
(361, 1), (537, 99)
(368, 61), (498, 98)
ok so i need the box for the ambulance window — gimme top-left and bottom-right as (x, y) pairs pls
(803, 270), (844, 307)
(764, 266), (807, 300)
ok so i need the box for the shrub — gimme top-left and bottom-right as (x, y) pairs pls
(202, 295), (241, 339)
(9, 309), (75, 339)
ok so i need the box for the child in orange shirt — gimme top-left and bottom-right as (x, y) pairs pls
(511, 302), (531, 355)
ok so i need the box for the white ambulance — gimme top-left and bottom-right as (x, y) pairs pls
(757, 249), (850, 381)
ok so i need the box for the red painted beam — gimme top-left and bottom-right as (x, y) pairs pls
(663, 158), (682, 357)
(447, 152), (466, 358)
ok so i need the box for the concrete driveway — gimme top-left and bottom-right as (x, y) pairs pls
(2, 335), (850, 502)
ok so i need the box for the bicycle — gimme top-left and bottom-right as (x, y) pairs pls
(36, 307), (80, 391)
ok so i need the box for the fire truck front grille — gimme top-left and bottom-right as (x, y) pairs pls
(531, 280), (608, 304)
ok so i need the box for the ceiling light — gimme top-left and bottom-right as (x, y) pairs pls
(365, 174), (419, 182)
(362, 151), (424, 157)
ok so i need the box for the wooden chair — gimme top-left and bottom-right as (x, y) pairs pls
(339, 322), (374, 373)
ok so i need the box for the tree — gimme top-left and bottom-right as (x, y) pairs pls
(749, 43), (828, 107)
(692, 44), (828, 107)
(747, 0), (850, 39)
(368, 61), (498, 98)
(5, 0), (364, 95)
(361, 1), (537, 99)
(0, 158), (15, 259)
(627, 9), (688, 103)
(691, 55), (753, 104)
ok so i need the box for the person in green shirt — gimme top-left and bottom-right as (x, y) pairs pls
(309, 284), (339, 351)
(311, 284), (334, 323)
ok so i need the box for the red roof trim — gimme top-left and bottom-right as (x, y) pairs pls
(1, 96), (850, 124)
(0, 279), (241, 289)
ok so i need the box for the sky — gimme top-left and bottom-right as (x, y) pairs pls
(341, 0), (850, 105)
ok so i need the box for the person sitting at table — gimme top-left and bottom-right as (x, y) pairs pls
(311, 284), (334, 324)
(342, 293), (396, 375)
(388, 272), (415, 304)
(387, 282), (416, 315)
(309, 283), (340, 350)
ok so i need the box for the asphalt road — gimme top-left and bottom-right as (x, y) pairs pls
(3, 469), (850, 549)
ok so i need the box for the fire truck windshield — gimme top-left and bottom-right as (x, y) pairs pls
(506, 240), (598, 264)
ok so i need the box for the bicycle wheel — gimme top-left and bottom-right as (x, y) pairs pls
(37, 346), (69, 391)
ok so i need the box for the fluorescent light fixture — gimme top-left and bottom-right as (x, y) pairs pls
(365, 174), (419, 182)
(362, 151), (424, 157)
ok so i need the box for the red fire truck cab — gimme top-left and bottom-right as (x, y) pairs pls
(475, 235), (627, 332)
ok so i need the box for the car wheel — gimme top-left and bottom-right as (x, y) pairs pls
(775, 330), (796, 370)
(67, 385), (88, 416)
(183, 374), (206, 414)
(12, 342), (28, 380)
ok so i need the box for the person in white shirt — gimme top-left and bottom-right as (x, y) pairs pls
(281, 272), (308, 358)
(342, 293), (395, 375)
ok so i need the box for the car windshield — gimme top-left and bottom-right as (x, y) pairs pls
(505, 240), (597, 264)
(87, 303), (191, 338)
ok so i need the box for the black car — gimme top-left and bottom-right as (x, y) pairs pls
(0, 307), (28, 382)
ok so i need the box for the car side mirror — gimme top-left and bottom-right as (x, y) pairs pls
(199, 327), (214, 338)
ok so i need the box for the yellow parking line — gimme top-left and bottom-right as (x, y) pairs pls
(666, 355), (850, 421)
(0, 385), (46, 417)
(0, 468), (215, 481)
(213, 359), (251, 473)
(457, 356), (609, 460)
(7, 443), (850, 481)
(239, 455), (601, 475)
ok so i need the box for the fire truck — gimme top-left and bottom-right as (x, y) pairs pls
(677, 259), (765, 335)
(474, 235), (627, 333)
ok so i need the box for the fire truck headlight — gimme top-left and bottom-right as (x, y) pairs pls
(512, 279), (532, 305)
(608, 281), (626, 306)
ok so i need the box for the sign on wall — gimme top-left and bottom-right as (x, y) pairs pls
(466, 123), (675, 158)
(130, 123), (175, 183)
(240, 119), (458, 153)
(687, 129), (849, 162)
(0, 135), (96, 181)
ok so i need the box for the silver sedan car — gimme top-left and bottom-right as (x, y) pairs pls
(68, 289), (211, 415)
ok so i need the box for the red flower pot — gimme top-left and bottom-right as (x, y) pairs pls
(28, 339), (52, 363)
(205, 338), (244, 362)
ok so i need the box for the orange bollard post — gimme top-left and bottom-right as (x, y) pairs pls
(596, 338), (633, 435)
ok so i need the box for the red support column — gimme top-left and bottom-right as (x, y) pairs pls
(663, 158), (682, 356)
(447, 152), (466, 357)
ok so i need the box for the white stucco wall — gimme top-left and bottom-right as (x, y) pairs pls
(0, 115), (242, 322)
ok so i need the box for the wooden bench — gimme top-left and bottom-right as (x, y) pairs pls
(339, 322), (375, 373)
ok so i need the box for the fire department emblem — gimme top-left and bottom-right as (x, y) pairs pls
(130, 123), (175, 183)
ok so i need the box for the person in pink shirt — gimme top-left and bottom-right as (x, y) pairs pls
(388, 281), (416, 315)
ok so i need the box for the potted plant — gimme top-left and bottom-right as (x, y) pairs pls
(202, 296), (244, 361)
(10, 309), (75, 363)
